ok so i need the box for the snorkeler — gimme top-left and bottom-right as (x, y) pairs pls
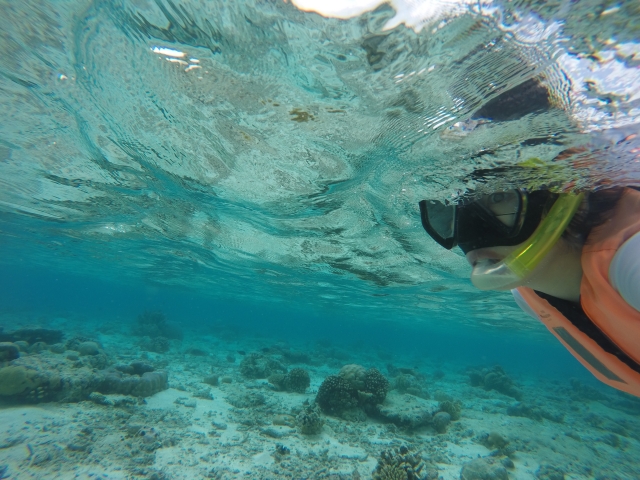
(419, 183), (640, 396)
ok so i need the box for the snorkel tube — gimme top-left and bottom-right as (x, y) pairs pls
(471, 193), (585, 290)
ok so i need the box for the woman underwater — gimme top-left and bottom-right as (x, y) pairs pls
(419, 179), (640, 396)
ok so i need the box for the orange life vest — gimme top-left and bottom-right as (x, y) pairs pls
(517, 188), (640, 397)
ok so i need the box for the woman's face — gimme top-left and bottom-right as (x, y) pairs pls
(464, 244), (523, 291)
(464, 238), (583, 301)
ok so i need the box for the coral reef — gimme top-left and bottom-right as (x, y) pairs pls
(98, 363), (168, 398)
(364, 368), (390, 404)
(88, 392), (139, 407)
(372, 445), (433, 480)
(113, 361), (155, 376)
(240, 353), (286, 379)
(185, 347), (207, 356)
(283, 368), (310, 393)
(0, 357), (84, 403)
(139, 336), (170, 353)
(317, 366), (390, 418)
(0, 343), (19, 362)
(267, 373), (286, 389)
(272, 414), (296, 427)
(0, 354), (103, 403)
(62, 337), (109, 368)
(0, 327), (64, 345)
(377, 391), (434, 430)
(386, 364), (424, 380)
(29, 342), (47, 353)
(339, 364), (367, 390)
(48, 343), (66, 354)
(432, 411), (451, 433)
(316, 375), (357, 415)
(280, 349), (312, 365)
(132, 311), (182, 340)
(194, 388), (213, 400)
(375, 464), (407, 480)
(77, 341), (100, 356)
(482, 432), (509, 450)
(393, 373), (430, 399)
(295, 404), (324, 435)
(268, 368), (310, 393)
(506, 402), (564, 423)
(225, 391), (266, 408)
(536, 464), (566, 480)
(468, 366), (523, 400)
(0, 366), (44, 397)
(438, 400), (462, 420)
(460, 458), (508, 480)
(477, 431), (516, 457)
(273, 443), (290, 462)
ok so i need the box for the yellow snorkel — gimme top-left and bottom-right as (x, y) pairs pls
(471, 192), (584, 290)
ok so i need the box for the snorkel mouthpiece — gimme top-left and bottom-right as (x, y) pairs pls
(471, 193), (584, 290)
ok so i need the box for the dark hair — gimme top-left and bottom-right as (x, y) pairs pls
(563, 187), (625, 247)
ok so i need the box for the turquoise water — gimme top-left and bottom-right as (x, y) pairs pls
(1, 1), (640, 479)
(0, 266), (591, 380)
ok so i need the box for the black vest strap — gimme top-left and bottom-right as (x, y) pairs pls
(535, 291), (640, 375)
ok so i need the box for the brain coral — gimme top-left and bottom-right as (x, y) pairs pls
(0, 365), (62, 402)
(0, 366), (39, 396)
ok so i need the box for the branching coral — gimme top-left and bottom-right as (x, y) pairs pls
(372, 445), (430, 480)
(375, 464), (407, 480)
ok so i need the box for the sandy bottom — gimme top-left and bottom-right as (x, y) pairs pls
(1, 318), (640, 480)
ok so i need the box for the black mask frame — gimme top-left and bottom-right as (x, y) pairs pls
(419, 190), (557, 254)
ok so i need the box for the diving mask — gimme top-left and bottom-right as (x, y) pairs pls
(419, 190), (584, 290)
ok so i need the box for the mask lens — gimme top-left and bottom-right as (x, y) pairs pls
(426, 201), (455, 238)
(475, 190), (522, 229)
(419, 200), (457, 249)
